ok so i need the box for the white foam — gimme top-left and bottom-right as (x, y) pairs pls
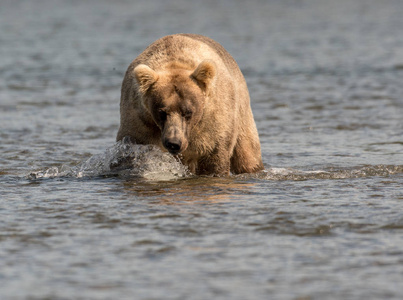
(29, 141), (190, 181)
(28, 144), (403, 181)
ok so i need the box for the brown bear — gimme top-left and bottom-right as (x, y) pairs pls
(116, 34), (263, 176)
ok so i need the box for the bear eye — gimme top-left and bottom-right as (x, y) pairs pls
(184, 110), (192, 120)
(159, 109), (167, 121)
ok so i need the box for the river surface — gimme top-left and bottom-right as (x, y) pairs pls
(1, 0), (403, 299)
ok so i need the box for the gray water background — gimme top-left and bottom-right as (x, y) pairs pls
(1, 0), (403, 299)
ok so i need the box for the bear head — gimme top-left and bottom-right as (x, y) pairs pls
(133, 60), (216, 155)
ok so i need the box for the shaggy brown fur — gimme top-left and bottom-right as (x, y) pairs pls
(117, 34), (263, 175)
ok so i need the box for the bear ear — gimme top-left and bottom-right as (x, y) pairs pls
(134, 64), (159, 94)
(191, 60), (216, 91)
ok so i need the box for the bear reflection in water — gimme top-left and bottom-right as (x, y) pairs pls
(117, 34), (263, 176)
(122, 176), (256, 204)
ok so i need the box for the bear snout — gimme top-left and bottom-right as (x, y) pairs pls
(161, 115), (188, 155)
(163, 138), (182, 155)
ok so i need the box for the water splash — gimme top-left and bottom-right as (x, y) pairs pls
(244, 165), (403, 181)
(28, 140), (190, 180)
(28, 140), (403, 181)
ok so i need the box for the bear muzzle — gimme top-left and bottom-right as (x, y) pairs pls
(163, 138), (182, 155)
(161, 113), (189, 155)
(162, 128), (188, 155)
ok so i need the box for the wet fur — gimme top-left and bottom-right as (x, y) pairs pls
(117, 34), (263, 175)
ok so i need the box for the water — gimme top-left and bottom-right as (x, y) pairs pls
(1, 0), (403, 299)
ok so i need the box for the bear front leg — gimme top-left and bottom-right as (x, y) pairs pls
(230, 136), (264, 174)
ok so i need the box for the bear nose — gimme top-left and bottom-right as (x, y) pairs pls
(164, 139), (182, 154)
